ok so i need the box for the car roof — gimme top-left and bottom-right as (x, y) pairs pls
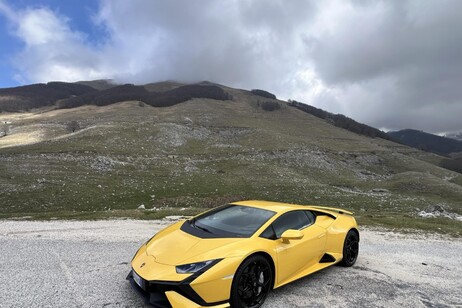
(231, 200), (307, 213)
(230, 200), (351, 216)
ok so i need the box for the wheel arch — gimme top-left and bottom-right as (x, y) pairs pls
(350, 228), (360, 242)
(339, 227), (360, 267)
(242, 251), (276, 290)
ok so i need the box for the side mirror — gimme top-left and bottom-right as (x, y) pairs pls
(280, 229), (304, 241)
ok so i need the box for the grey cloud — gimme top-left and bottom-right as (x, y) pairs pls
(238, 0), (315, 34)
(97, 0), (317, 90)
(2, 0), (462, 134)
(306, 0), (462, 133)
(309, 2), (413, 84)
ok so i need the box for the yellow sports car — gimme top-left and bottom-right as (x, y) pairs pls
(127, 200), (359, 308)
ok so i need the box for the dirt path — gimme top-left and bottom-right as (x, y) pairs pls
(0, 219), (460, 307)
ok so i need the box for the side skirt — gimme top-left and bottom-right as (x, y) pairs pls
(274, 253), (342, 289)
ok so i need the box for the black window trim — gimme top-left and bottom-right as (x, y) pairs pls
(259, 210), (316, 240)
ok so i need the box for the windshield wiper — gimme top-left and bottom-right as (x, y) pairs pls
(190, 219), (213, 233)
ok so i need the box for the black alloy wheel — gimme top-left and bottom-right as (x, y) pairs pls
(230, 255), (273, 308)
(341, 230), (359, 267)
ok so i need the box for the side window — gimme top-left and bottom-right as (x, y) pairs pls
(272, 211), (311, 238)
(304, 211), (316, 225)
(259, 211), (317, 240)
(259, 225), (276, 240)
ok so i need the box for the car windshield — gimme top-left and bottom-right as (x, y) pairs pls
(190, 204), (275, 237)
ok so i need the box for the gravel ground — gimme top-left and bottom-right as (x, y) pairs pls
(0, 219), (461, 308)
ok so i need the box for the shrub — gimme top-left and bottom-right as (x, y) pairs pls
(288, 99), (390, 140)
(251, 89), (277, 99)
(67, 120), (80, 133)
(260, 101), (281, 111)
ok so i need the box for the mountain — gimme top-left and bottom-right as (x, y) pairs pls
(0, 82), (97, 112)
(0, 82), (461, 235)
(0, 81), (391, 141)
(445, 132), (462, 142)
(388, 129), (462, 156)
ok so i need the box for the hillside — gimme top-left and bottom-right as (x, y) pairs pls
(389, 129), (462, 156)
(0, 83), (461, 235)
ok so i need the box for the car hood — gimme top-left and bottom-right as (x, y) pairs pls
(145, 222), (245, 265)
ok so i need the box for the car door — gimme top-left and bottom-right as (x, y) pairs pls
(261, 210), (327, 285)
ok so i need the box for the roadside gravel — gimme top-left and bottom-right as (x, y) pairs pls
(0, 219), (460, 307)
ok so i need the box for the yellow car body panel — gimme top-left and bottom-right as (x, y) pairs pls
(272, 224), (327, 287)
(128, 200), (359, 307)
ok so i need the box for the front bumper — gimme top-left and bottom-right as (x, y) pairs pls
(127, 270), (230, 308)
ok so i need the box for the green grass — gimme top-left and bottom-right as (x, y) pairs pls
(357, 213), (462, 237)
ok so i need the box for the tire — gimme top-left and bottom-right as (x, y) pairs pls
(340, 230), (359, 267)
(230, 255), (273, 308)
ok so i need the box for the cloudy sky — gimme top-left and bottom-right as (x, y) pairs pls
(1, 0), (461, 134)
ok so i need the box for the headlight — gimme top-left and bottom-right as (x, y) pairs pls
(175, 259), (220, 274)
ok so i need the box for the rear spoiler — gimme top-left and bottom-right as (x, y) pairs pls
(308, 205), (353, 215)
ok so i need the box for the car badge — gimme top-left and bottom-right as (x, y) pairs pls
(140, 262), (146, 268)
